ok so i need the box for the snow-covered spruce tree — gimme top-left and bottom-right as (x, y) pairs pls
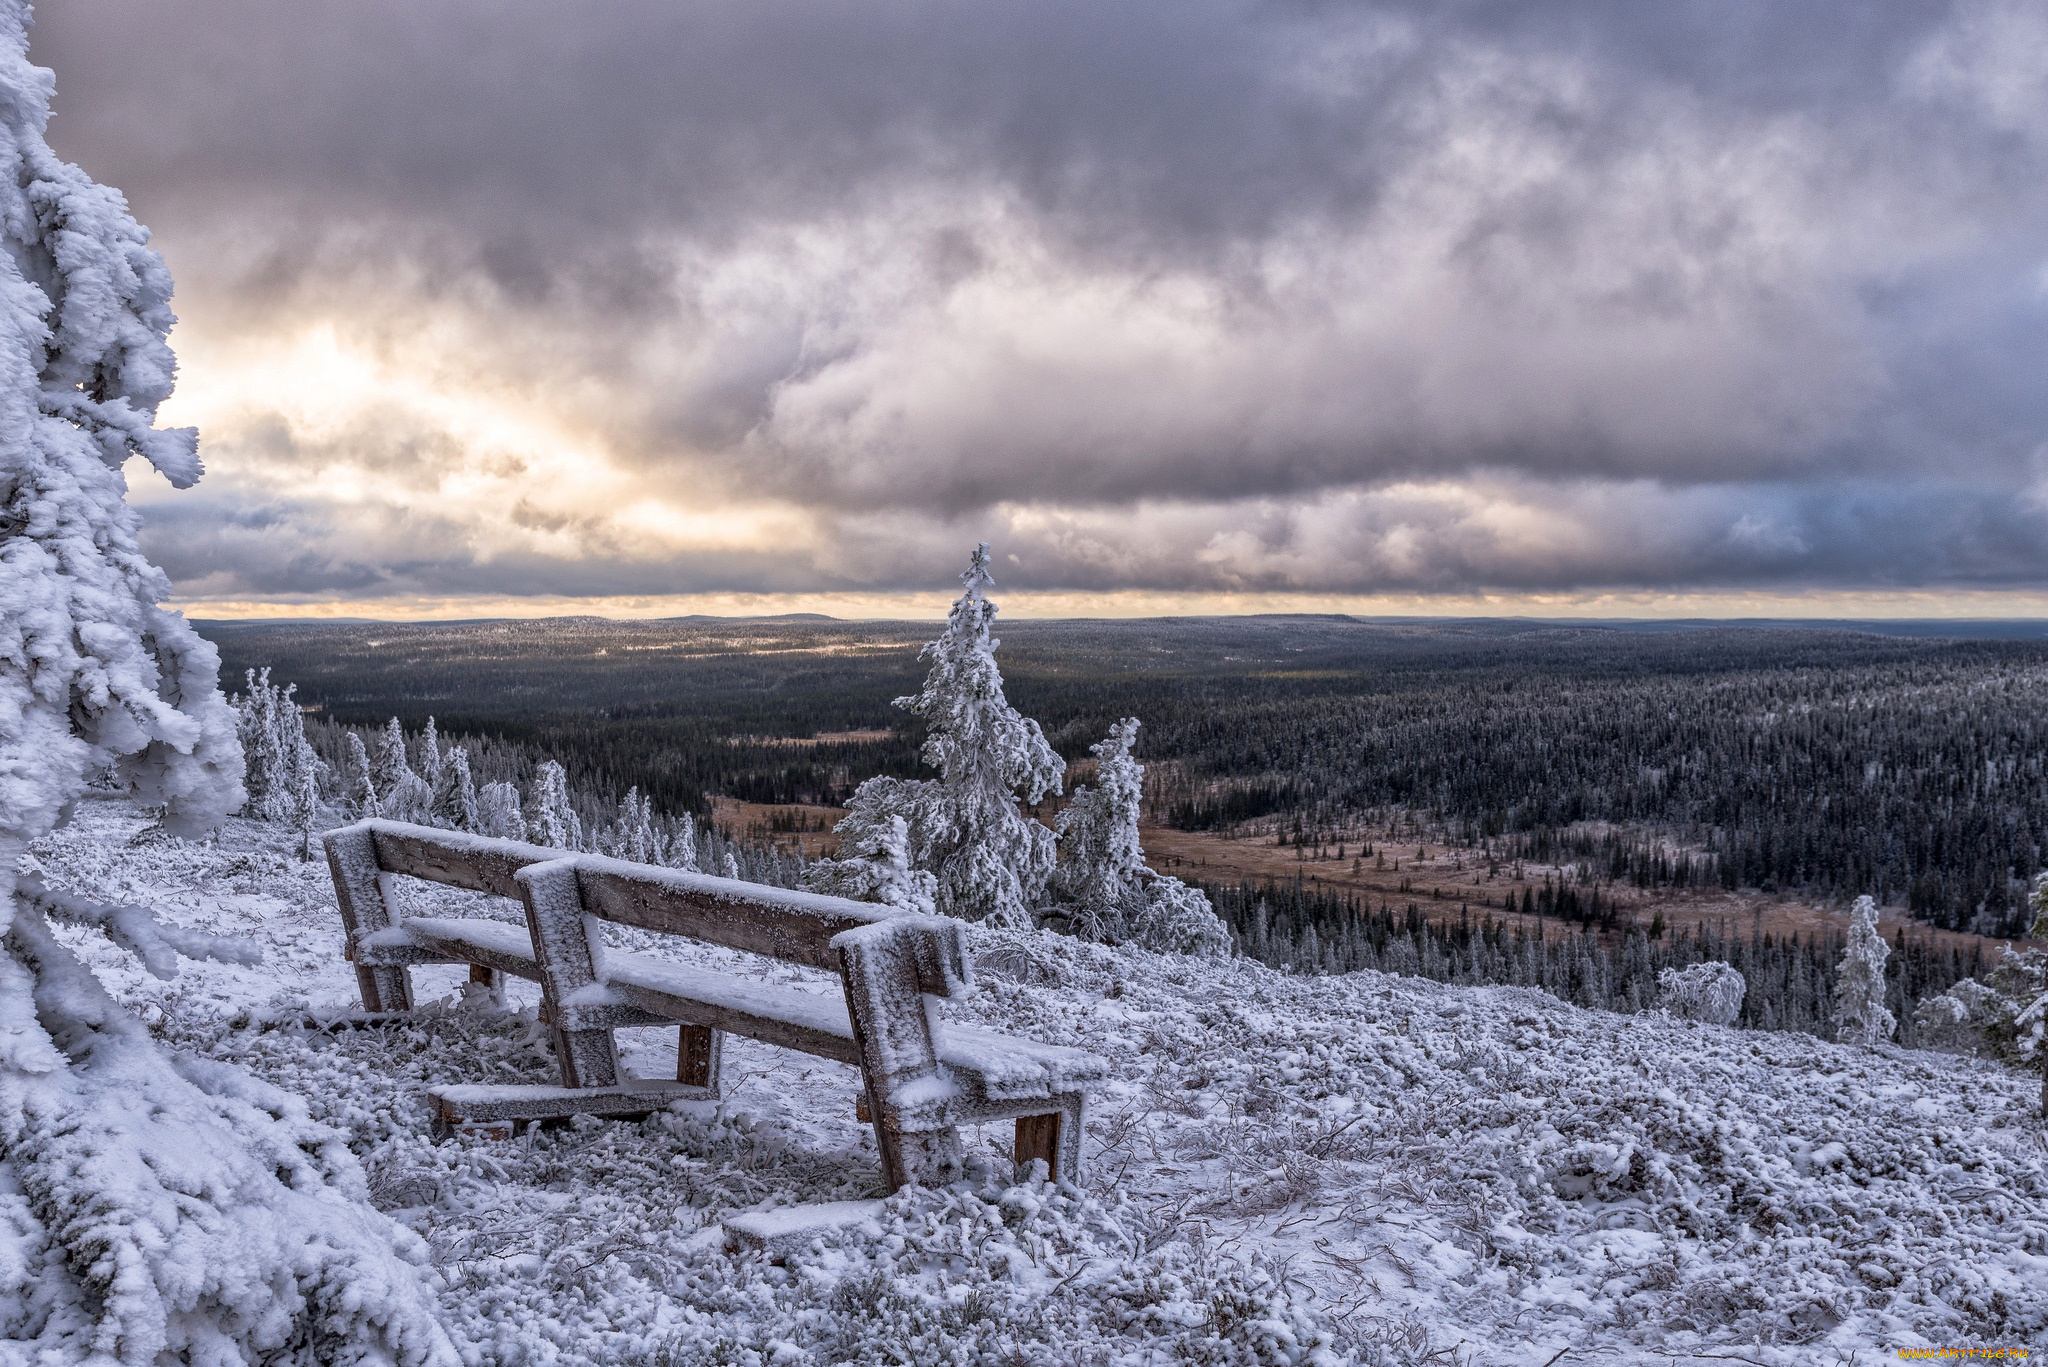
(369, 716), (410, 800)
(665, 809), (701, 872)
(344, 729), (378, 818)
(233, 666), (283, 816)
(527, 758), (581, 850)
(0, 9), (454, 1359)
(599, 786), (656, 862)
(1052, 718), (1228, 955)
(417, 714), (442, 791)
(1832, 894), (1896, 1046)
(476, 780), (525, 840)
(806, 544), (1064, 928)
(427, 744), (478, 832)
(233, 668), (324, 824)
(806, 812), (938, 914)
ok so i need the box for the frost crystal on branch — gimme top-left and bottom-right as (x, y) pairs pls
(1832, 894), (1896, 1046)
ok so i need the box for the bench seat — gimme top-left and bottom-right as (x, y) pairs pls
(375, 914), (1102, 1133)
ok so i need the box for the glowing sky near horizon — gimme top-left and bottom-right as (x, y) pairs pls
(31, 0), (2048, 618)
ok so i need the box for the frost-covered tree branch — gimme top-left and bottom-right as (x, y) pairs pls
(19, 872), (260, 980)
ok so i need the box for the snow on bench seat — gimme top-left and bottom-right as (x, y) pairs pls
(934, 1021), (1109, 1103)
(597, 953), (861, 1064)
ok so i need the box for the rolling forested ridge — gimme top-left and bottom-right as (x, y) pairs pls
(204, 616), (2048, 939)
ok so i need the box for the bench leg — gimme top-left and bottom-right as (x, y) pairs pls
(326, 826), (415, 1013)
(468, 963), (507, 1008)
(677, 1024), (722, 1094)
(1011, 1096), (1086, 1185)
(354, 965), (414, 1015)
(519, 859), (621, 1090)
(1016, 1113), (1060, 1181)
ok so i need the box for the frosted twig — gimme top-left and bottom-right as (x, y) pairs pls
(21, 874), (261, 980)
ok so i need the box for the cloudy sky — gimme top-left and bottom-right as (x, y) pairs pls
(32, 0), (2048, 618)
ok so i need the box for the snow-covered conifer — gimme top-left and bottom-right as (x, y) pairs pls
(722, 848), (742, 880)
(601, 787), (657, 862)
(1832, 895), (1896, 1046)
(665, 810), (701, 871)
(1658, 961), (1746, 1025)
(418, 715), (443, 791)
(805, 811), (938, 914)
(370, 716), (411, 800)
(235, 666), (283, 814)
(0, 11), (452, 1356)
(345, 730), (378, 818)
(1051, 718), (1228, 954)
(527, 759), (582, 850)
(290, 756), (319, 859)
(810, 545), (1063, 926)
(429, 745), (479, 832)
(477, 781), (526, 840)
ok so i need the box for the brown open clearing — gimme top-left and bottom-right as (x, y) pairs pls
(712, 798), (2020, 957)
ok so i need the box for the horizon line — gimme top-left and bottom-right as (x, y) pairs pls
(169, 586), (2048, 625)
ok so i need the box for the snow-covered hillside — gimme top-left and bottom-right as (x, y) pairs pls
(25, 797), (2048, 1364)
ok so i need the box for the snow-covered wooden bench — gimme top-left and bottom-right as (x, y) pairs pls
(322, 819), (1103, 1188)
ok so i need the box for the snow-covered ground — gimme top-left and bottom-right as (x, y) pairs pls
(28, 796), (2048, 1364)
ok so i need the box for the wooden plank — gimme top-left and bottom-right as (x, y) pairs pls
(428, 1079), (710, 1135)
(368, 821), (565, 898)
(398, 917), (544, 982)
(574, 858), (897, 971)
(603, 972), (861, 1065)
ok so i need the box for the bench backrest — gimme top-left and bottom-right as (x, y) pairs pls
(360, 819), (916, 972)
(341, 818), (963, 982)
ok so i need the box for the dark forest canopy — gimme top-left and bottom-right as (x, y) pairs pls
(202, 615), (2048, 936)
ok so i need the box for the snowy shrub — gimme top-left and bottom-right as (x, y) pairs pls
(807, 545), (1063, 928)
(1831, 894), (1895, 1046)
(1914, 945), (2048, 1064)
(0, 6), (455, 1357)
(1657, 961), (1746, 1025)
(1051, 718), (1229, 955)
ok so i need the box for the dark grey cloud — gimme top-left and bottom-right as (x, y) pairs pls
(39, 0), (2048, 599)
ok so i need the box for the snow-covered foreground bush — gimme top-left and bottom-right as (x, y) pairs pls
(31, 797), (2048, 1364)
(0, 1), (455, 1356)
